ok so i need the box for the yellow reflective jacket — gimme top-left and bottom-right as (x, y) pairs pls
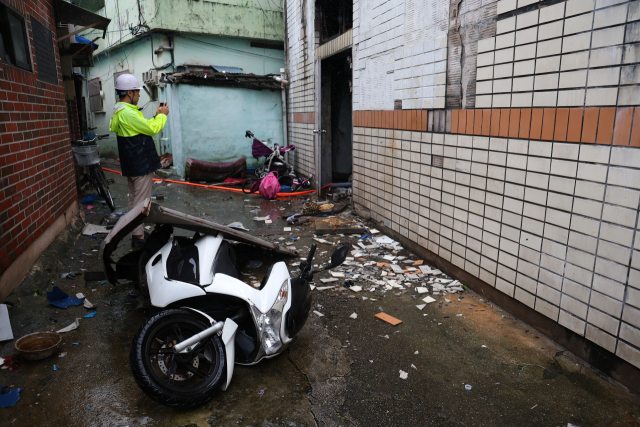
(109, 103), (167, 177)
(109, 102), (166, 137)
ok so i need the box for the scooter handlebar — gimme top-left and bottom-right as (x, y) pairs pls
(307, 244), (317, 264)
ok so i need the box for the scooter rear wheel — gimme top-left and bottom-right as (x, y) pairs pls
(130, 309), (226, 408)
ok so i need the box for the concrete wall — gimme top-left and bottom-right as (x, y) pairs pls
(173, 84), (284, 172)
(85, 0), (284, 56)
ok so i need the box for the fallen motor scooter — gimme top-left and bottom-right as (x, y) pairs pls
(100, 199), (348, 408)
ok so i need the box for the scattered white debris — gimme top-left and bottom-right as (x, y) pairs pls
(283, 227), (292, 232)
(411, 364), (417, 370)
(350, 286), (362, 292)
(456, 314), (463, 317)
(313, 310), (324, 317)
(465, 384), (472, 391)
(330, 271), (345, 278)
(531, 404), (538, 410)
(416, 287), (429, 294)
(445, 298), (451, 303)
(252, 216), (270, 221)
(82, 224), (109, 235)
(314, 238), (331, 244)
(349, 313), (358, 319)
(320, 278), (339, 283)
(414, 351), (419, 355)
(316, 286), (335, 291)
(57, 318), (81, 333)
(399, 370), (408, 380)
(423, 296), (436, 304)
(226, 222), (250, 231)
(76, 293), (94, 309)
(416, 304), (426, 310)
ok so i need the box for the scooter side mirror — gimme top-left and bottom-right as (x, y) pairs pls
(328, 245), (349, 269)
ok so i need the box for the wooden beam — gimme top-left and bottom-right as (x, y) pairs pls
(57, 21), (100, 42)
(70, 37), (100, 57)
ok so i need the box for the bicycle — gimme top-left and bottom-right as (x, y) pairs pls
(71, 134), (116, 212)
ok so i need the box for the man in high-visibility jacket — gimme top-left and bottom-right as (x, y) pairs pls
(109, 73), (169, 248)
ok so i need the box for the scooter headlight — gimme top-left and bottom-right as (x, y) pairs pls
(251, 280), (289, 355)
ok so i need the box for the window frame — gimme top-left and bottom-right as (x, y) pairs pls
(0, 1), (33, 72)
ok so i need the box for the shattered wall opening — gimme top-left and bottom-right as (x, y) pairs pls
(315, 0), (353, 44)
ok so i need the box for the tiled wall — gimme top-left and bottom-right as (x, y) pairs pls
(475, 0), (640, 109)
(352, 126), (640, 369)
(285, 0), (316, 178)
(353, 0), (450, 110)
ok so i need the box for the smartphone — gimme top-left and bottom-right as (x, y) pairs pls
(159, 101), (167, 107)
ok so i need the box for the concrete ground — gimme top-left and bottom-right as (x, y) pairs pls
(2, 162), (640, 427)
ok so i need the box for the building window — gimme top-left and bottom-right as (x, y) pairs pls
(0, 3), (31, 71)
(30, 16), (57, 84)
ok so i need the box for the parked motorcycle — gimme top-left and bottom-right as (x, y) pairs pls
(100, 199), (348, 408)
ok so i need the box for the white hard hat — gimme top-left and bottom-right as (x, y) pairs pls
(114, 73), (142, 91)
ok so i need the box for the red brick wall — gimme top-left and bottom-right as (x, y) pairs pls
(0, 0), (77, 273)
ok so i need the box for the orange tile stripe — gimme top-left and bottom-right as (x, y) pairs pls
(352, 110), (430, 131)
(352, 108), (640, 146)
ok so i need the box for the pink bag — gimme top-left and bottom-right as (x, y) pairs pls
(259, 172), (281, 199)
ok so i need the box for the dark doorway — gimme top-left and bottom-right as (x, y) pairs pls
(320, 49), (352, 184)
(315, 0), (353, 44)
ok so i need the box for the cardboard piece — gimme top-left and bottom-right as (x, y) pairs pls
(375, 312), (402, 326)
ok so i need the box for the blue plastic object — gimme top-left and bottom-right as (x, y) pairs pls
(279, 185), (292, 193)
(46, 286), (85, 309)
(0, 387), (23, 408)
(84, 311), (97, 318)
(81, 194), (99, 205)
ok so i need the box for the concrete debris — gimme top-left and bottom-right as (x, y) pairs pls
(423, 296), (436, 304)
(57, 318), (81, 333)
(226, 222), (250, 231)
(313, 310), (324, 317)
(76, 293), (94, 309)
(399, 370), (408, 380)
(416, 304), (426, 310)
(349, 313), (358, 319)
(82, 224), (109, 235)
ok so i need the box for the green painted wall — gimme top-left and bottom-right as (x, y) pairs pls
(176, 84), (283, 168)
(84, 0), (283, 56)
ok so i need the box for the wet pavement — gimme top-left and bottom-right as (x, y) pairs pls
(2, 163), (640, 427)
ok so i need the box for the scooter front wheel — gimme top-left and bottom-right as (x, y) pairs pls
(130, 309), (227, 408)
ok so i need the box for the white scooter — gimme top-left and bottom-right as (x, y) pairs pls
(100, 200), (348, 408)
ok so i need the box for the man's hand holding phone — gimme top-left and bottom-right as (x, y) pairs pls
(156, 101), (169, 116)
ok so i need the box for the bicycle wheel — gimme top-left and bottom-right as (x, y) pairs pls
(89, 165), (116, 211)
